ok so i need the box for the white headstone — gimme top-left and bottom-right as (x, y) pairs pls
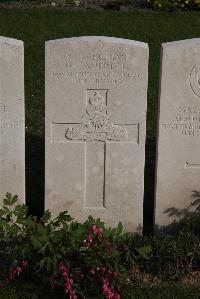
(45, 36), (148, 231)
(155, 39), (200, 226)
(0, 37), (25, 205)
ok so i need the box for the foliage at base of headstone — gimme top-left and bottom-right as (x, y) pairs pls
(0, 193), (200, 298)
(148, 0), (200, 10)
(0, 0), (148, 10)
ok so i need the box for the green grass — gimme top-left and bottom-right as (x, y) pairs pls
(0, 281), (199, 299)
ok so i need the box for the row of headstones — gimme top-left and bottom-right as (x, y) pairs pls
(0, 36), (199, 232)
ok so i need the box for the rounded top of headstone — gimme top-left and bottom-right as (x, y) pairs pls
(46, 36), (148, 49)
(162, 38), (200, 49)
(0, 36), (23, 46)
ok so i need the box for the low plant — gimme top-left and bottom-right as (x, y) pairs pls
(0, 193), (200, 298)
(0, 193), (132, 298)
(1, 0), (146, 9)
(148, 0), (200, 10)
(150, 232), (200, 280)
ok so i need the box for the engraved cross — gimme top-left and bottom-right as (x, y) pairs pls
(52, 89), (139, 209)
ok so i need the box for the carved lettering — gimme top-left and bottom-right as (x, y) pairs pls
(0, 121), (21, 130)
(0, 103), (8, 112)
(161, 105), (200, 136)
(52, 50), (140, 85)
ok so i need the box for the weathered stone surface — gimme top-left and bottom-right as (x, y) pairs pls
(155, 39), (200, 226)
(0, 37), (25, 205)
(45, 36), (148, 231)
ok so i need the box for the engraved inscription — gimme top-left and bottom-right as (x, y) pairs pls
(189, 65), (200, 99)
(65, 90), (128, 142)
(0, 103), (21, 130)
(161, 105), (200, 136)
(185, 161), (200, 168)
(52, 49), (141, 85)
(0, 121), (21, 130)
(0, 103), (8, 113)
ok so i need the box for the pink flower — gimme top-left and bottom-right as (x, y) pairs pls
(16, 267), (22, 273)
(102, 278), (120, 299)
(83, 231), (93, 248)
(62, 271), (68, 278)
(10, 269), (17, 279)
(21, 260), (28, 267)
(92, 224), (103, 237)
(58, 261), (77, 299)
(92, 224), (97, 230)
(59, 261), (66, 271)
(6, 259), (29, 284)
(90, 268), (95, 274)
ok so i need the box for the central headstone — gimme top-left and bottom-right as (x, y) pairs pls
(45, 37), (148, 231)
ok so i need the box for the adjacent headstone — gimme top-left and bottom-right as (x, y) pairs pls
(155, 39), (200, 226)
(0, 37), (25, 205)
(45, 36), (148, 231)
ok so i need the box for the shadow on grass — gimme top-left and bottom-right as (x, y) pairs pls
(143, 137), (156, 235)
(25, 135), (44, 218)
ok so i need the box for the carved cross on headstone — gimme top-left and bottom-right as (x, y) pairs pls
(52, 89), (139, 209)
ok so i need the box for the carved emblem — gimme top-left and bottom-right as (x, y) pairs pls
(65, 91), (128, 142)
(189, 65), (200, 99)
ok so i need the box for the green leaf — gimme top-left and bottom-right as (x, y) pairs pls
(116, 222), (123, 235)
(39, 257), (47, 269)
(0, 218), (7, 226)
(47, 257), (52, 272)
(135, 245), (152, 259)
(14, 204), (27, 219)
(3, 206), (10, 213)
(10, 194), (18, 205)
(31, 237), (42, 248)
(40, 210), (51, 224)
(3, 193), (12, 206)
(187, 251), (194, 257)
(0, 209), (7, 217)
(88, 215), (95, 224)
